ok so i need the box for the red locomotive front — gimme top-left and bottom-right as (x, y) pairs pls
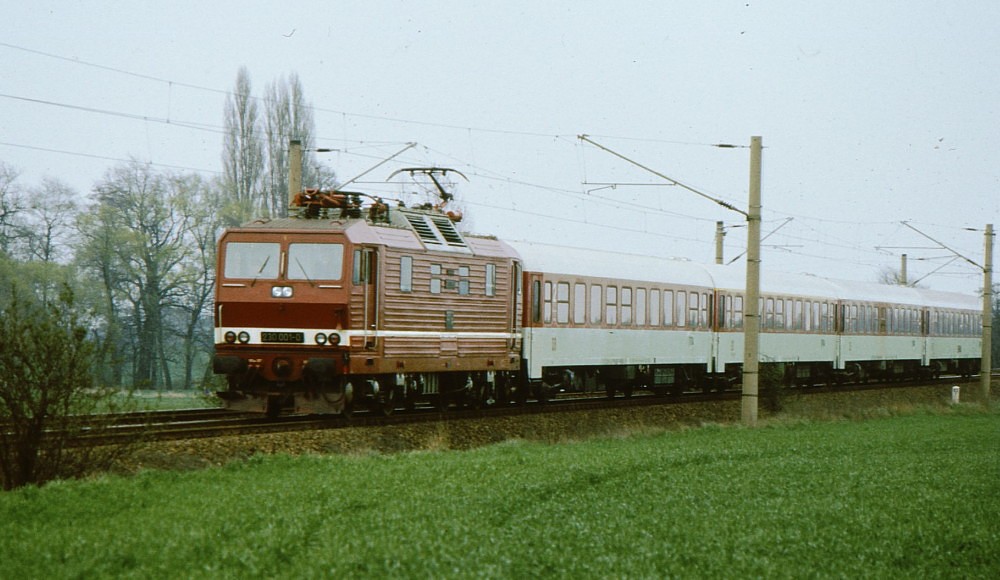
(214, 205), (523, 416)
(214, 221), (354, 415)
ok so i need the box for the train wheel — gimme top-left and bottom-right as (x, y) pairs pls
(378, 386), (398, 416)
(341, 382), (354, 418)
(467, 383), (485, 410)
(537, 382), (550, 404)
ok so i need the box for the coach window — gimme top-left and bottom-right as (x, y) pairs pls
(700, 293), (710, 328)
(675, 291), (686, 327)
(400, 256), (413, 292)
(688, 292), (699, 327)
(621, 287), (633, 325)
(531, 280), (542, 323)
(636, 288), (647, 326)
(606, 286), (618, 325)
(556, 282), (570, 324)
(573, 283), (586, 324)
(764, 298), (774, 330)
(543, 282), (553, 323)
(733, 296), (744, 329)
(663, 290), (674, 326)
(649, 289), (660, 326)
(590, 285), (602, 324)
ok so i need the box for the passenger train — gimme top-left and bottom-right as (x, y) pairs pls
(213, 180), (982, 416)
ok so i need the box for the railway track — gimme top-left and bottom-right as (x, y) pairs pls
(80, 374), (983, 446)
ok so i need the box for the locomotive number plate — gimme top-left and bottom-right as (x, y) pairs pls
(261, 331), (304, 344)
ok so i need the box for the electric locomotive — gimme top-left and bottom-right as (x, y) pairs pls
(213, 176), (523, 417)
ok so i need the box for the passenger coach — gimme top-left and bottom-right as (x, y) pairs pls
(514, 242), (981, 396)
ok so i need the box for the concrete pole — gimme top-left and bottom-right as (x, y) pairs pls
(982, 224), (993, 402)
(742, 136), (763, 426)
(900, 254), (908, 286)
(288, 139), (303, 212)
(715, 221), (726, 265)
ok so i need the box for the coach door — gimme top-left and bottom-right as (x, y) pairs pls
(511, 262), (523, 348)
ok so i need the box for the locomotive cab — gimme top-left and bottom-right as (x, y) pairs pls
(214, 225), (355, 415)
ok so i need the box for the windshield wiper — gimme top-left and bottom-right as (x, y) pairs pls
(250, 255), (271, 288)
(294, 257), (315, 287)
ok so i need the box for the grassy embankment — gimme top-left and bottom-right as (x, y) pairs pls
(1, 406), (997, 577)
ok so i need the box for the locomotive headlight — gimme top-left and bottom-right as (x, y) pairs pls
(271, 286), (293, 298)
(315, 333), (327, 345)
(328, 332), (342, 346)
(224, 331), (237, 344)
(237, 331), (251, 344)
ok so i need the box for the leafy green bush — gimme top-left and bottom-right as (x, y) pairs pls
(0, 284), (136, 490)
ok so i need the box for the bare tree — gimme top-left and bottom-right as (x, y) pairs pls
(221, 66), (264, 226)
(24, 177), (79, 264)
(0, 162), (26, 257)
(261, 72), (336, 217)
(88, 161), (193, 389)
(168, 173), (222, 389)
(877, 266), (908, 286)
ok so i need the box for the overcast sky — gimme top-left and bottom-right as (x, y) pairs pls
(2, 1), (997, 295)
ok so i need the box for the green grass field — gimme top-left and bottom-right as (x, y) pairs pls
(1, 407), (997, 578)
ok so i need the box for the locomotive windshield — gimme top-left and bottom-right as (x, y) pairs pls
(288, 243), (344, 281)
(222, 241), (345, 281)
(224, 242), (280, 279)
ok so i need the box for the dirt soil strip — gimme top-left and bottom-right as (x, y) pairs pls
(115, 384), (974, 474)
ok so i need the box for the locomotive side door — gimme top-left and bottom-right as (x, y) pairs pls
(358, 247), (379, 348)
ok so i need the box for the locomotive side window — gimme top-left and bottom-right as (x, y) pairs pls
(590, 284), (602, 324)
(224, 242), (280, 279)
(486, 264), (496, 297)
(288, 243), (344, 281)
(430, 264), (442, 294)
(400, 256), (413, 292)
(458, 266), (470, 295)
(573, 283), (586, 324)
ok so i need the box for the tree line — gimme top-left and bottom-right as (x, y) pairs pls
(0, 68), (332, 392)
